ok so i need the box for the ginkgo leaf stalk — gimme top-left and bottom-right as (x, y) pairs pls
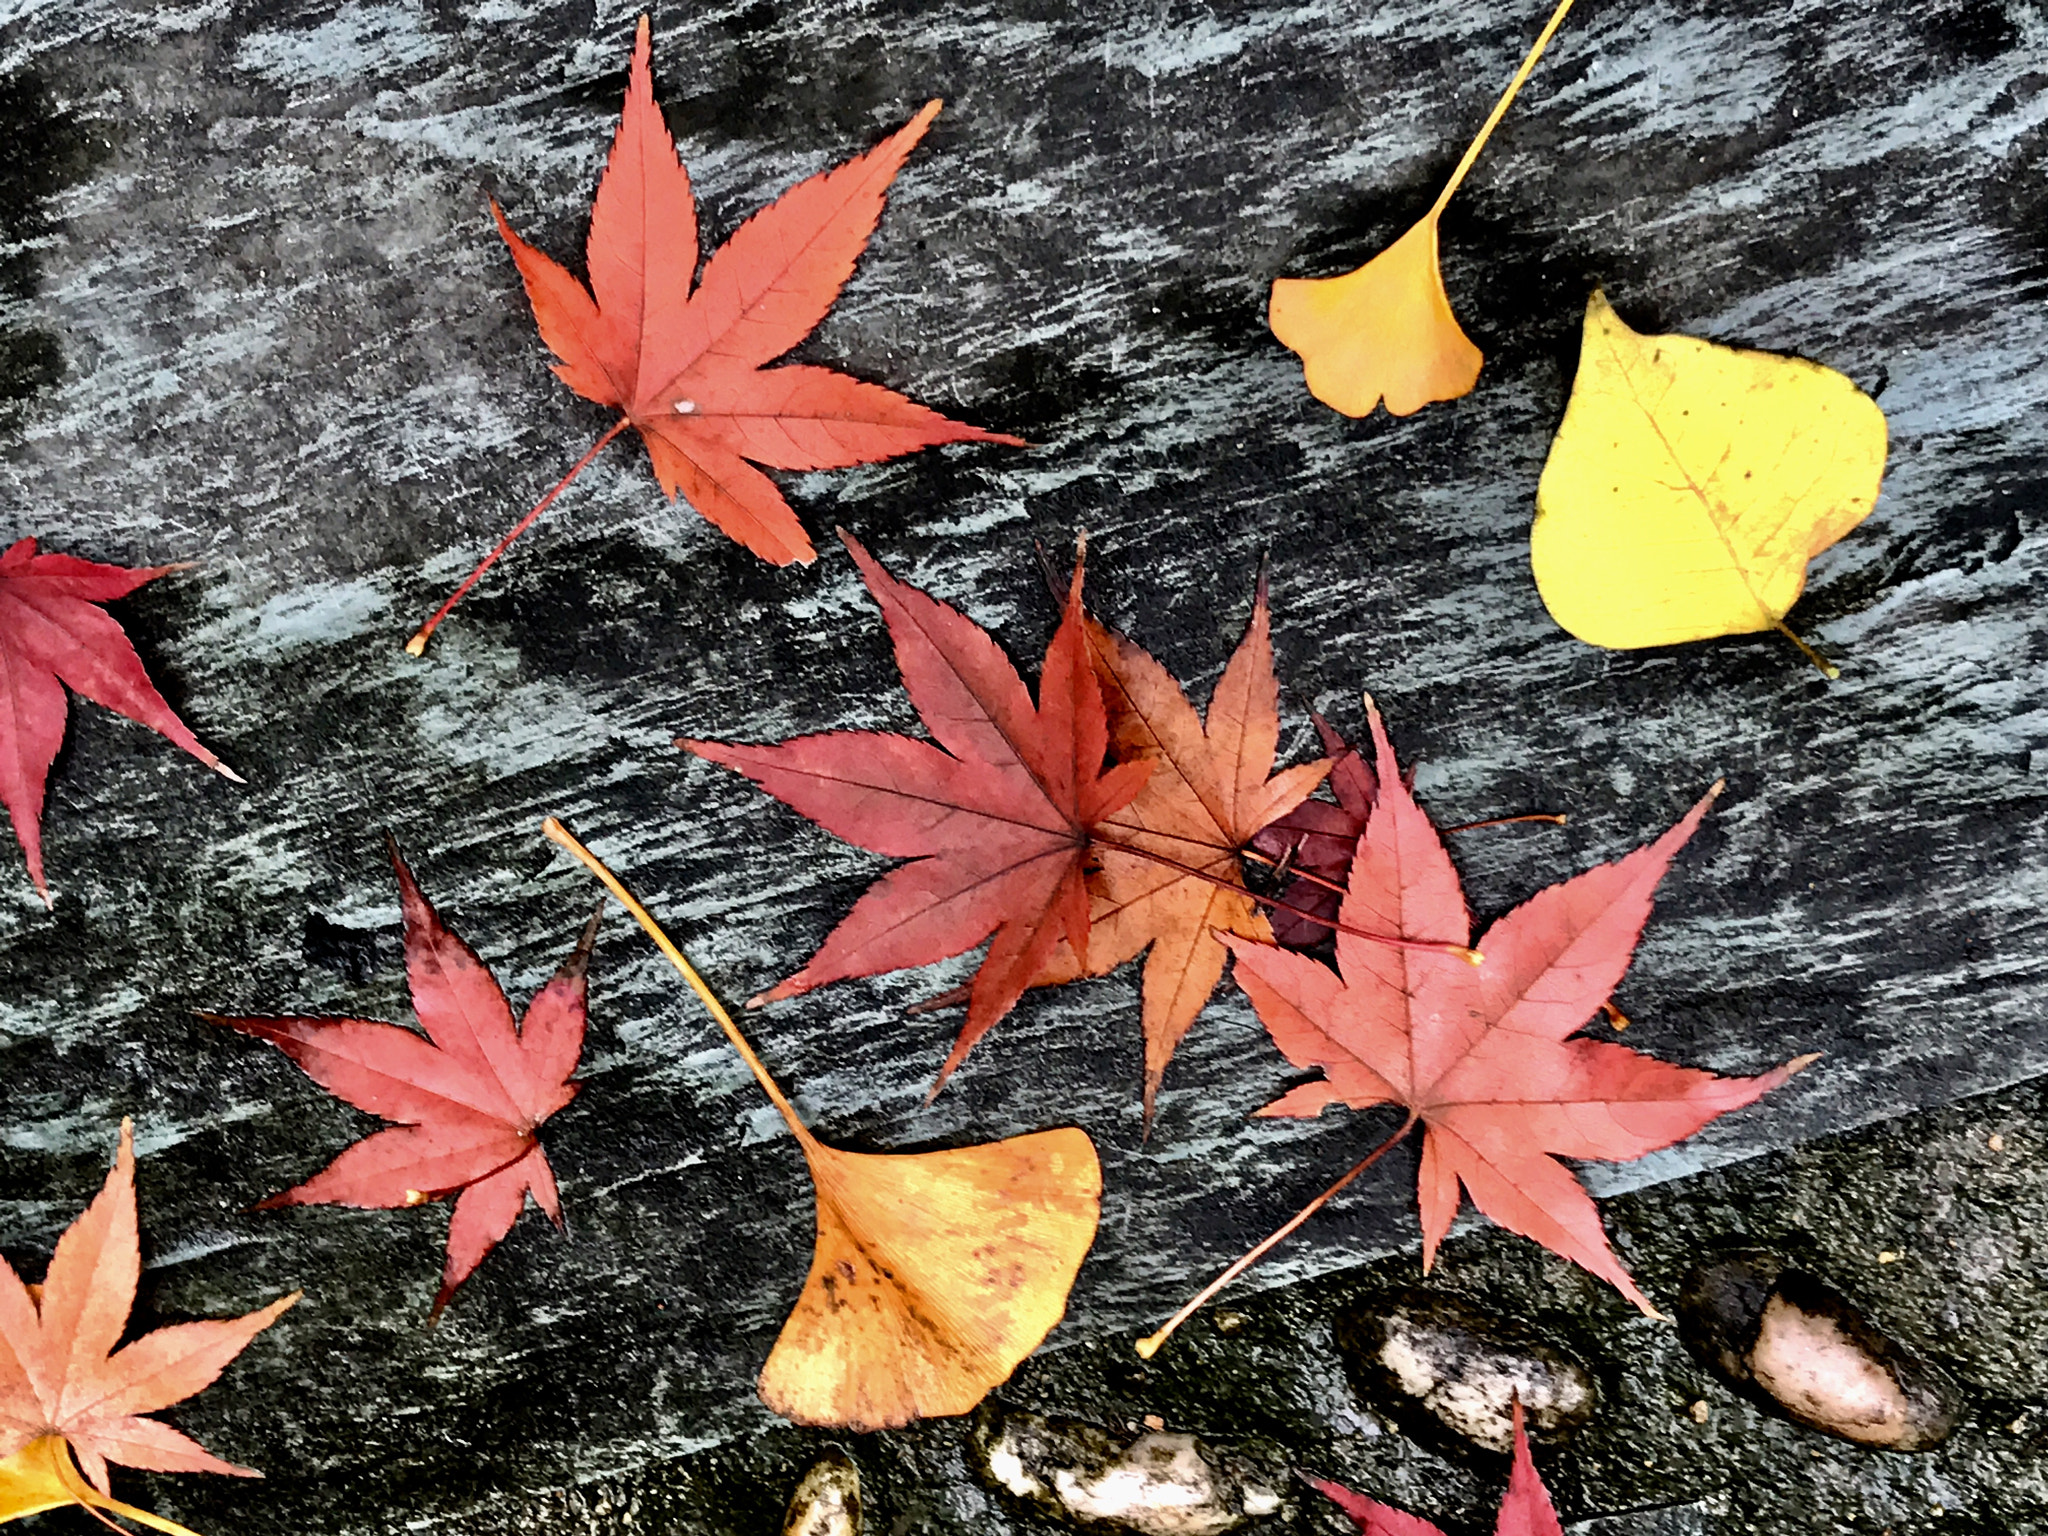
(540, 816), (818, 1150)
(1135, 1112), (1420, 1359)
(1428, 0), (1578, 222)
(406, 419), (630, 656)
(40, 1437), (209, 1536)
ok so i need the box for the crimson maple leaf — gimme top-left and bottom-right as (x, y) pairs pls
(408, 17), (1020, 653)
(0, 1121), (296, 1536)
(1249, 711), (1377, 948)
(679, 530), (1150, 1097)
(0, 537), (238, 905)
(207, 843), (597, 1316)
(1308, 1401), (1562, 1536)
(1139, 700), (1813, 1354)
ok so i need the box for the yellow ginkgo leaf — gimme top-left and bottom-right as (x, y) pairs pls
(541, 818), (1102, 1434)
(1531, 289), (1889, 676)
(1, 1437), (207, 1536)
(1269, 0), (1577, 418)
(761, 1130), (1100, 1429)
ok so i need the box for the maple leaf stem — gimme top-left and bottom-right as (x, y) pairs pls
(1439, 812), (1569, 834)
(1094, 833), (1481, 966)
(1771, 618), (1841, 680)
(540, 816), (819, 1151)
(1135, 1111), (1422, 1360)
(1237, 845), (1354, 903)
(405, 418), (631, 656)
(1429, 0), (1578, 221)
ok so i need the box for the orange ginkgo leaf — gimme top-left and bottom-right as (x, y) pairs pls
(1029, 574), (1329, 1130)
(1268, 0), (1577, 417)
(0, 1122), (297, 1535)
(542, 818), (1099, 1432)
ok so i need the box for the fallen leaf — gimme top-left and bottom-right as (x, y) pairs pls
(1268, 0), (1577, 417)
(1531, 290), (1888, 677)
(1138, 698), (1814, 1355)
(679, 531), (1151, 1098)
(0, 1122), (296, 1535)
(207, 841), (597, 1317)
(1028, 575), (1330, 1128)
(543, 818), (1100, 1431)
(1308, 1400), (1562, 1536)
(1248, 711), (1377, 949)
(1247, 714), (1559, 952)
(407, 17), (1020, 653)
(0, 538), (240, 905)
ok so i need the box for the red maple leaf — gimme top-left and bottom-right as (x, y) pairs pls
(0, 537), (238, 905)
(679, 531), (1151, 1097)
(1139, 699), (1814, 1354)
(407, 17), (1021, 653)
(1308, 1401), (1562, 1536)
(207, 843), (597, 1316)
(0, 1121), (295, 1536)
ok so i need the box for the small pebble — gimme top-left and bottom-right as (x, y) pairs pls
(1334, 1293), (1596, 1455)
(783, 1452), (860, 1536)
(973, 1407), (1283, 1535)
(1689, 1400), (1710, 1425)
(1212, 1311), (1247, 1336)
(1143, 1415), (1166, 1431)
(1988, 1133), (2005, 1152)
(1678, 1252), (1956, 1452)
(1877, 1251), (1900, 1264)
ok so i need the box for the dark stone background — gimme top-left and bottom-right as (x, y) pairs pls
(0, 0), (2042, 1530)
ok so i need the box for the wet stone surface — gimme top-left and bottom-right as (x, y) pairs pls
(0, 0), (2044, 1532)
(781, 1452), (861, 1536)
(500, 1077), (2048, 1533)
(971, 1407), (1285, 1535)
(1679, 1253), (1959, 1453)
(1334, 1292), (1598, 1457)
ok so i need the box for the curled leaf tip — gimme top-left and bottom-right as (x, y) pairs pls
(1785, 1052), (1824, 1075)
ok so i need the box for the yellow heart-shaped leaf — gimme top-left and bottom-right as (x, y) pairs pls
(1531, 290), (1888, 673)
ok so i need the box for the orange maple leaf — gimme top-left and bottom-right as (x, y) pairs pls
(1035, 576), (1329, 1128)
(410, 17), (1020, 652)
(0, 1123), (296, 1535)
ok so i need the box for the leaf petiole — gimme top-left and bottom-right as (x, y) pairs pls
(541, 817), (819, 1151)
(1135, 1111), (1421, 1359)
(406, 417), (631, 656)
(1428, 0), (1579, 221)
(1771, 618), (1841, 680)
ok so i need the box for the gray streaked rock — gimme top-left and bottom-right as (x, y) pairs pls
(972, 1407), (1284, 1535)
(1335, 1293), (1596, 1454)
(782, 1451), (860, 1536)
(1678, 1252), (1957, 1451)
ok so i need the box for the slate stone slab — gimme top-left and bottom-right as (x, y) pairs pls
(0, 0), (2043, 1531)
